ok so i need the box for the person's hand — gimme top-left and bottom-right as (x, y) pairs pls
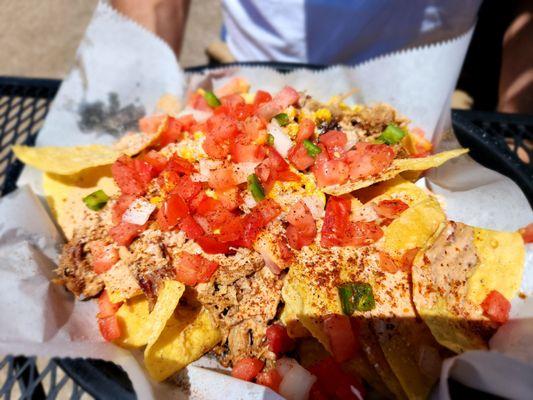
(111, 0), (190, 56)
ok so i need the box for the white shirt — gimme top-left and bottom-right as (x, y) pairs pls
(222, 0), (481, 65)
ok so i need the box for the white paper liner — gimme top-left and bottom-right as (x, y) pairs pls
(3, 1), (533, 399)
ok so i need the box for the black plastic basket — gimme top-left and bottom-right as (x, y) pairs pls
(0, 65), (531, 399)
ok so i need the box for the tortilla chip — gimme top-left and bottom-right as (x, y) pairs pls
(113, 115), (167, 155)
(412, 222), (525, 353)
(115, 295), (151, 348)
(144, 307), (221, 381)
(42, 167), (118, 239)
(467, 228), (525, 305)
(115, 280), (185, 349)
(323, 148), (468, 195)
(13, 144), (122, 175)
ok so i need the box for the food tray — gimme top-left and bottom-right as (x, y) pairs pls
(1, 64), (531, 398)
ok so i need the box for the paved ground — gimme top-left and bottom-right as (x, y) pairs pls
(0, 0), (221, 78)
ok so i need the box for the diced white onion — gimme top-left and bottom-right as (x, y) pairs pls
(177, 107), (212, 123)
(302, 195), (325, 219)
(122, 198), (156, 225)
(190, 173), (208, 182)
(344, 131), (358, 151)
(267, 120), (293, 158)
(278, 359), (317, 400)
(233, 162), (259, 184)
(276, 358), (299, 378)
(243, 193), (257, 209)
(199, 159), (223, 177)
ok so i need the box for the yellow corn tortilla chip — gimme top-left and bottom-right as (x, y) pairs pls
(13, 116), (166, 175)
(412, 222), (525, 354)
(42, 166), (118, 239)
(113, 115), (168, 156)
(13, 144), (122, 175)
(115, 295), (151, 348)
(115, 280), (185, 349)
(144, 307), (221, 381)
(323, 148), (468, 195)
(282, 183), (447, 399)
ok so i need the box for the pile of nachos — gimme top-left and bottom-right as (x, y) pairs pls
(13, 78), (530, 400)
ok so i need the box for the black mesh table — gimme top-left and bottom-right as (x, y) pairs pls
(0, 71), (531, 399)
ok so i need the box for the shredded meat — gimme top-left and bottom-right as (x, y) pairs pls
(57, 238), (103, 298)
(56, 207), (113, 298)
(197, 252), (282, 367)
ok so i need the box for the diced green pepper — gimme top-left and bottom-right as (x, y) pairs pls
(82, 190), (109, 211)
(274, 113), (290, 127)
(267, 134), (275, 146)
(338, 282), (375, 314)
(247, 174), (265, 202)
(303, 139), (322, 157)
(203, 91), (221, 107)
(377, 124), (406, 145)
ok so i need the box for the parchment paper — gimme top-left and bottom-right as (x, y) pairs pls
(3, 1), (533, 399)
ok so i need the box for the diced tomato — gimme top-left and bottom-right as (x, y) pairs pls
(217, 187), (241, 210)
(323, 314), (358, 363)
(321, 196), (352, 247)
(207, 114), (239, 141)
(240, 199), (282, 248)
(171, 175), (203, 202)
(255, 86), (299, 121)
(319, 130), (347, 157)
(255, 148), (299, 191)
(216, 77), (250, 97)
(313, 147), (349, 187)
(98, 315), (121, 341)
(231, 358), (265, 381)
(217, 216), (244, 243)
(165, 155), (195, 176)
(133, 158), (158, 187)
(188, 92), (211, 111)
(256, 369), (282, 392)
(308, 357), (365, 400)
(309, 384), (329, 400)
(142, 150), (168, 174)
(288, 142), (316, 171)
(400, 248), (419, 272)
(276, 236), (294, 263)
(373, 199), (409, 219)
(112, 155), (145, 196)
(266, 324), (295, 355)
(349, 221), (383, 246)
(196, 235), (233, 254)
(296, 118), (315, 143)
(379, 251), (400, 273)
(178, 215), (205, 240)
(253, 90), (273, 107)
(156, 193), (189, 230)
(97, 290), (121, 318)
(481, 290), (511, 324)
(159, 116), (185, 147)
(139, 115), (165, 134)
(519, 223), (533, 243)
(217, 94), (256, 121)
(112, 194), (136, 224)
(208, 166), (236, 190)
(109, 221), (145, 246)
(174, 252), (219, 286)
(272, 86), (300, 109)
(89, 240), (119, 274)
(344, 142), (395, 179)
(285, 201), (317, 250)
(230, 142), (267, 163)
